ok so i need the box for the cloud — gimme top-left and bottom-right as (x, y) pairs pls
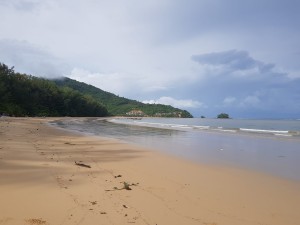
(142, 97), (203, 109)
(69, 67), (170, 98)
(0, 1), (300, 118)
(69, 68), (139, 96)
(241, 95), (261, 107)
(189, 50), (300, 118)
(0, 39), (70, 78)
(223, 97), (237, 105)
(192, 50), (274, 72)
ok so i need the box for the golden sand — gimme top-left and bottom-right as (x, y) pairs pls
(0, 117), (299, 225)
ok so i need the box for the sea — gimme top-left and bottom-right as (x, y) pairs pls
(50, 117), (300, 181)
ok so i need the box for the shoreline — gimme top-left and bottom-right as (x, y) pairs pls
(1, 117), (300, 225)
(50, 117), (300, 181)
(110, 117), (300, 137)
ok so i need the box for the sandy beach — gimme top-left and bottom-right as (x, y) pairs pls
(0, 117), (300, 225)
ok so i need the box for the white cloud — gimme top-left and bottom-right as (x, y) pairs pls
(241, 95), (261, 107)
(223, 97), (237, 105)
(69, 68), (140, 96)
(287, 70), (300, 79)
(143, 97), (203, 109)
(0, 39), (69, 77)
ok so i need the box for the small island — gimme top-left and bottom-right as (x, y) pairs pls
(217, 113), (230, 119)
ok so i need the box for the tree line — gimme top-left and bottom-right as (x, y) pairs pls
(0, 63), (108, 117)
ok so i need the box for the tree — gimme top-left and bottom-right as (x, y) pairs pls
(217, 113), (230, 119)
(0, 62), (108, 117)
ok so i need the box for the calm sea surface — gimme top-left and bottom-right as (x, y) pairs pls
(50, 118), (300, 180)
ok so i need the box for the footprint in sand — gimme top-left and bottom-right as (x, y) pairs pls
(25, 218), (47, 225)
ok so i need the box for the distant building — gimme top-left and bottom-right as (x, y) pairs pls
(126, 109), (145, 117)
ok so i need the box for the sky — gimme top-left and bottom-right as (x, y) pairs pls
(0, 0), (300, 118)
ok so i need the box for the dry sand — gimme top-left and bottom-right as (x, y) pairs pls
(0, 117), (300, 225)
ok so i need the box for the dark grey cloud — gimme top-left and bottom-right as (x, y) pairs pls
(192, 50), (278, 75)
(0, 39), (70, 77)
(192, 50), (259, 71)
(186, 50), (300, 118)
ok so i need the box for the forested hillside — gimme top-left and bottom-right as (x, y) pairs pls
(0, 63), (108, 117)
(0, 62), (193, 118)
(54, 77), (193, 118)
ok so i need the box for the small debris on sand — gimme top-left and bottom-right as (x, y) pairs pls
(105, 182), (139, 191)
(75, 161), (91, 168)
(65, 142), (75, 145)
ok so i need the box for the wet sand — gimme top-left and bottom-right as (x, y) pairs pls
(0, 117), (300, 225)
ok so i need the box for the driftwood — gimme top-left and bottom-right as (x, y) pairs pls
(75, 161), (91, 168)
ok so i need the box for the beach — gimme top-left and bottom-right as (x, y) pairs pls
(1, 117), (300, 225)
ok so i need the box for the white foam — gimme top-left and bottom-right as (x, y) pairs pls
(171, 125), (192, 129)
(274, 133), (292, 137)
(240, 128), (289, 134)
(220, 129), (237, 133)
(193, 126), (210, 129)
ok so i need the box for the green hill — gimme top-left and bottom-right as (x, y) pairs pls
(54, 77), (193, 118)
(0, 62), (193, 118)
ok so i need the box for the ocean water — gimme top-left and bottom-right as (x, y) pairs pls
(50, 117), (300, 180)
(111, 117), (300, 137)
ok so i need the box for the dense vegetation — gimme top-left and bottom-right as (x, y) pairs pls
(0, 62), (193, 118)
(217, 113), (230, 119)
(54, 77), (193, 118)
(0, 63), (108, 117)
